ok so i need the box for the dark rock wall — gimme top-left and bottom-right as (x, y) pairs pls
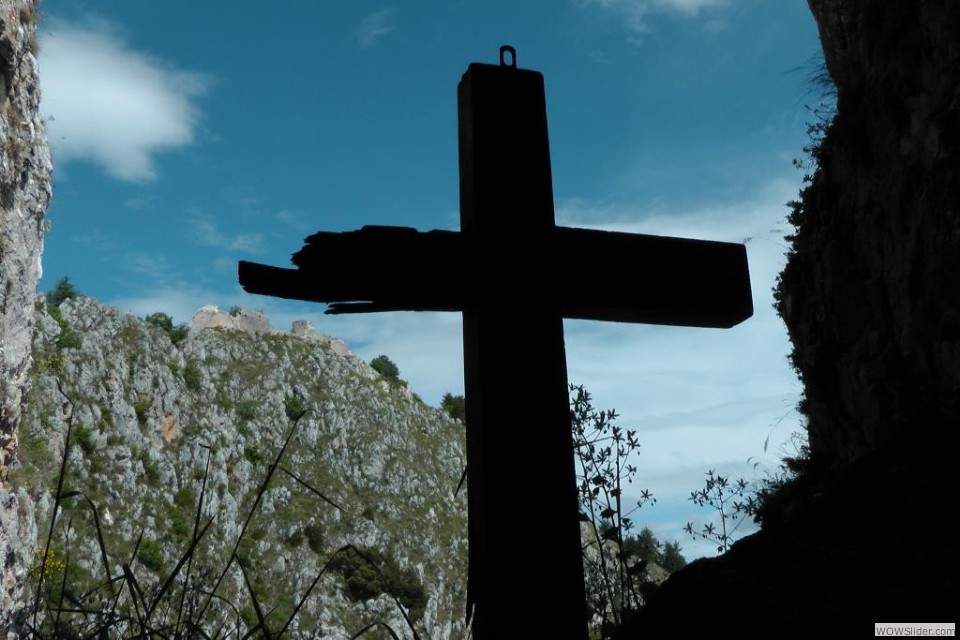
(777, 0), (960, 469)
(612, 2), (959, 633)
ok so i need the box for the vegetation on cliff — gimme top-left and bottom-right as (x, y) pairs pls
(9, 297), (469, 638)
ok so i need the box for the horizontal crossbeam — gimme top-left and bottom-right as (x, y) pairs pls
(238, 224), (752, 328)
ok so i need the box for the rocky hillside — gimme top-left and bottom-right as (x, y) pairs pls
(5, 297), (468, 638)
(0, 0), (51, 618)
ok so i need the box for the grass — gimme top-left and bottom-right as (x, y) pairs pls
(12, 303), (469, 637)
(22, 386), (428, 639)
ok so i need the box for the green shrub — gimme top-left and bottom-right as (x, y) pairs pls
(183, 363), (202, 391)
(285, 529), (304, 547)
(168, 325), (189, 346)
(88, 457), (105, 475)
(304, 523), (324, 554)
(284, 394), (306, 421)
(748, 435), (812, 526)
(236, 399), (258, 422)
(134, 397), (151, 425)
(33, 545), (89, 606)
(98, 405), (114, 429)
(136, 539), (163, 572)
(168, 508), (189, 541)
(243, 445), (264, 465)
(143, 459), (161, 487)
(370, 355), (400, 380)
(56, 328), (82, 350)
(145, 312), (189, 346)
(329, 547), (427, 621)
(239, 605), (257, 629)
(68, 423), (96, 455)
(36, 350), (64, 375)
(174, 486), (196, 510)
(216, 391), (234, 411)
(330, 548), (385, 602)
(48, 304), (82, 349)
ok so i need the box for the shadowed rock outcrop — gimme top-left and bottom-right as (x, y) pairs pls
(614, 0), (959, 632)
(779, 0), (960, 470)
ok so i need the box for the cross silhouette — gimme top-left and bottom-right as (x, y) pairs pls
(239, 46), (752, 639)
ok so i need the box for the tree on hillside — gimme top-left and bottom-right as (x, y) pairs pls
(660, 541), (686, 573)
(440, 393), (465, 421)
(622, 527), (687, 572)
(623, 527), (660, 564)
(145, 312), (189, 346)
(47, 276), (79, 307)
(370, 355), (400, 380)
(145, 312), (174, 333)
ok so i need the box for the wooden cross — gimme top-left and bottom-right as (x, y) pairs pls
(239, 46), (752, 639)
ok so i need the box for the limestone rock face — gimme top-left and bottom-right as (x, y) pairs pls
(0, 0), (51, 622)
(6, 298), (468, 638)
(778, 0), (960, 469)
(189, 304), (273, 336)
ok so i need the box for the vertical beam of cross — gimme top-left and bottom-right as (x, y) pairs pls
(459, 47), (588, 638)
(238, 46), (754, 639)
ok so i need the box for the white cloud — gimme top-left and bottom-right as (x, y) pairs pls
(355, 9), (396, 48)
(275, 209), (312, 233)
(582, 0), (726, 33)
(75, 230), (114, 254)
(654, 0), (725, 16)
(188, 215), (264, 253)
(39, 19), (208, 182)
(111, 176), (803, 559)
(125, 252), (176, 282)
(556, 176), (804, 557)
(123, 196), (154, 210)
(110, 286), (216, 325)
(260, 180), (804, 543)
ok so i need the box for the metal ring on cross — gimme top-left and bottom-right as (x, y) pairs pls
(499, 45), (517, 68)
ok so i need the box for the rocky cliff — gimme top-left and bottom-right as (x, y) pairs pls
(5, 298), (468, 638)
(0, 0), (51, 621)
(778, 0), (960, 471)
(613, 0), (958, 632)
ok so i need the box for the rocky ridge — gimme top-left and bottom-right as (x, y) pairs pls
(5, 297), (468, 638)
(0, 0), (51, 620)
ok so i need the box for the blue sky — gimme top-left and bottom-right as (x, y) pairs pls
(37, 0), (824, 558)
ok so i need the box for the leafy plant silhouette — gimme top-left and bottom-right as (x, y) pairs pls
(21, 383), (425, 639)
(570, 384), (656, 638)
(684, 469), (755, 553)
